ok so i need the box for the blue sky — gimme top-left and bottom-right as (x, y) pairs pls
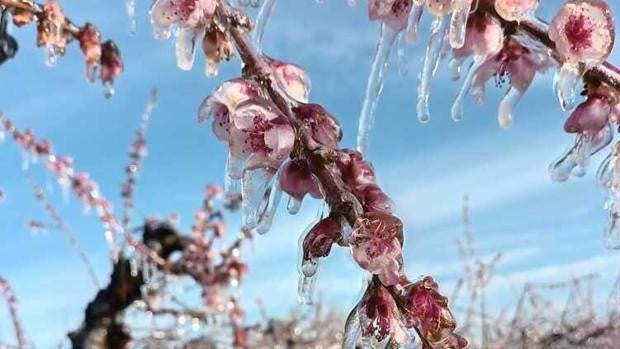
(1, 0), (620, 347)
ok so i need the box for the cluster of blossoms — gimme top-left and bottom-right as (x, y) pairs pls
(149, 0), (465, 347)
(359, 1), (620, 251)
(0, 0), (123, 96)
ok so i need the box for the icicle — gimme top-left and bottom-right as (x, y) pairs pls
(449, 0), (473, 49)
(498, 87), (524, 129)
(253, 0), (276, 52)
(103, 82), (115, 99)
(416, 16), (449, 124)
(126, 0), (137, 34)
(601, 143), (620, 249)
(241, 167), (274, 229)
(356, 24), (398, 155)
(451, 55), (489, 122)
(405, 5), (423, 43)
(549, 135), (593, 182)
(130, 256), (139, 277)
(205, 58), (220, 77)
(396, 32), (408, 76)
(253, 184), (282, 234)
(298, 258), (319, 304)
(554, 63), (582, 112)
(471, 85), (486, 105)
(342, 306), (362, 349)
(226, 151), (246, 180)
(287, 196), (303, 215)
(448, 57), (465, 80)
(175, 28), (201, 71)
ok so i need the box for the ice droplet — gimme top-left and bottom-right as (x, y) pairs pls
(405, 5), (423, 43)
(449, 0), (473, 49)
(416, 16), (449, 124)
(498, 87), (524, 129)
(126, 0), (137, 34)
(241, 167), (274, 229)
(175, 28), (201, 71)
(357, 24), (398, 155)
(254, 184), (282, 234)
(287, 196), (303, 215)
(253, 0), (277, 52)
(451, 56), (487, 122)
(103, 82), (115, 99)
(298, 260), (318, 304)
(554, 63), (582, 112)
(549, 135), (593, 182)
(44, 44), (57, 67)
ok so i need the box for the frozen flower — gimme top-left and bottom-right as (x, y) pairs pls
(495, 0), (539, 22)
(150, 0), (217, 39)
(549, 0), (615, 66)
(349, 212), (404, 286)
(453, 14), (504, 59)
(403, 276), (465, 346)
(37, 0), (69, 54)
(357, 184), (393, 214)
(268, 58), (312, 103)
(564, 93), (611, 134)
(368, 0), (412, 31)
(359, 284), (409, 343)
(302, 217), (342, 260)
(202, 23), (234, 76)
(293, 104), (342, 149)
(279, 159), (322, 202)
(337, 149), (376, 190)
(199, 78), (264, 128)
(228, 100), (295, 171)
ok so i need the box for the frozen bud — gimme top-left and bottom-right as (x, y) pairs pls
(368, 0), (412, 31)
(426, 0), (453, 17)
(150, 0), (217, 39)
(453, 14), (504, 59)
(337, 149), (376, 189)
(302, 217), (341, 260)
(100, 41), (123, 84)
(349, 212), (404, 286)
(293, 104), (342, 148)
(549, 0), (615, 66)
(279, 159), (322, 201)
(266, 58), (311, 103)
(199, 78), (264, 122)
(203, 23), (235, 76)
(37, 0), (68, 53)
(403, 277), (464, 346)
(495, 0), (539, 22)
(357, 184), (393, 214)
(228, 100), (295, 170)
(78, 23), (102, 82)
(359, 284), (409, 343)
(564, 93), (611, 134)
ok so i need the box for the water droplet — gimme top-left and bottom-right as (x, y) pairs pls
(357, 24), (398, 155)
(554, 63), (581, 112)
(287, 196), (303, 215)
(498, 87), (524, 129)
(416, 16), (449, 124)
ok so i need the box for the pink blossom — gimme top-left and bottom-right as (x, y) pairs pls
(337, 149), (376, 190)
(267, 58), (311, 103)
(302, 217), (341, 260)
(549, 0), (615, 66)
(359, 284), (408, 343)
(150, 0), (217, 33)
(293, 104), (342, 149)
(349, 212), (404, 286)
(368, 0), (412, 31)
(357, 184), (393, 214)
(494, 0), (539, 22)
(278, 159), (322, 201)
(564, 93), (611, 134)
(228, 100), (295, 170)
(77, 23), (102, 79)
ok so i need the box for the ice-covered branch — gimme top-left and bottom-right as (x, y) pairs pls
(0, 276), (26, 349)
(0, 0), (123, 96)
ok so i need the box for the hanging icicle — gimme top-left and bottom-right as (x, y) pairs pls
(253, 0), (277, 52)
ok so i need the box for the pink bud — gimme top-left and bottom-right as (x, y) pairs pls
(302, 217), (341, 260)
(279, 159), (322, 201)
(564, 94), (611, 134)
(293, 104), (342, 149)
